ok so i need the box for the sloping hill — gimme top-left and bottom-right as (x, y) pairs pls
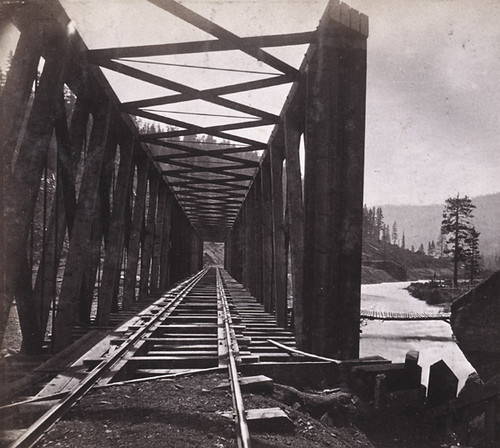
(362, 239), (454, 283)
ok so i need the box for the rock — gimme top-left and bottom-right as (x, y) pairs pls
(427, 360), (458, 407)
(457, 372), (484, 403)
(451, 271), (500, 382)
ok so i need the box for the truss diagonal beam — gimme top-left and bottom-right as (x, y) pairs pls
(151, 141), (260, 167)
(161, 159), (254, 173)
(121, 75), (294, 110)
(96, 59), (279, 122)
(173, 187), (245, 198)
(165, 170), (253, 183)
(162, 146), (262, 158)
(145, 0), (299, 76)
(133, 109), (267, 148)
(140, 118), (273, 140)
(168, 178), (249, 188)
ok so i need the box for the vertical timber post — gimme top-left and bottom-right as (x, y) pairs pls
(53, 102), (113, 351)
(96, 135), (135, 325)
(284, 116), (306, 347)
(151, 183), (168, 294)
(159, 193), (174, 291)
(139, 170), (159, 299)
(260, 156), (274, 313)
(302, 10), (367, 358)
(269, 142), (287, 328)
(123, 155), (149, 309)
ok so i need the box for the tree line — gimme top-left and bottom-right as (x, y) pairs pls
(364, 194), (481, 286)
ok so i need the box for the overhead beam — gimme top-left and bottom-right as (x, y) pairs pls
(88, 31), (316, 59)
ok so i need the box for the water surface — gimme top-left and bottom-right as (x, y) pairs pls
(360, 281), (474, 390)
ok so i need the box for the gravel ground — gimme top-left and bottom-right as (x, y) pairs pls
(38, 373), (374, 448)
(35, 372), (454, 448)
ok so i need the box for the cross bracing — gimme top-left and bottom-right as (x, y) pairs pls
(80, 0), (321, 240)
(0, 0), (368, 360)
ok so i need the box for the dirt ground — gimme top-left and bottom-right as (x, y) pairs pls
(37, 373), (453, 448)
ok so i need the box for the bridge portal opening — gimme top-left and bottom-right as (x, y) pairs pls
(203, 242), (225, 268)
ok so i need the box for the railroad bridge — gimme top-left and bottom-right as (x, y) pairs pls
(1, 0), (367, 365)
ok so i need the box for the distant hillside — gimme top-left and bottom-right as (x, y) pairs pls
(362, 239), (455, 283)
(380, 192), (500, 266)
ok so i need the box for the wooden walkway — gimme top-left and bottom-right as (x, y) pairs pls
(360, 309), (451, 322)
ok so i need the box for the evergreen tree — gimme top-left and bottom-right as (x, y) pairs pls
(401, 232), (406, 250)
(375, 207), (384, 241)
(437, 232), (446, 258)
(417, 243), (425, 254)
(0, 67), (6, 96)
(362, 205), (370, 239)
(428, 240), (436, 257)
(382, 224), (391, 243)
(391, 221), (398, 246)
(410, 245), (415, 252)
(463, 227), (481, 283)
(441, 194), (476, 287)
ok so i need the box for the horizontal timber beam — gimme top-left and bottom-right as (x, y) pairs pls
(88, 31), (316, 59)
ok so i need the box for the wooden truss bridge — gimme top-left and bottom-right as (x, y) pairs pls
(0, 0), (368, 360)
(0, 0), (370, 444)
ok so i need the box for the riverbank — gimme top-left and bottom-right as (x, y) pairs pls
(405, 281), (472, 311)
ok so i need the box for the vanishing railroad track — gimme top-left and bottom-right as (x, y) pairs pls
(1, 268), (296, 448)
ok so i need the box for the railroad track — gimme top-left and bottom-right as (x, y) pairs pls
(1, 267), (295, 448)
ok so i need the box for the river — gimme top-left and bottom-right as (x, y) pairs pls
(360, 281), (475, 390)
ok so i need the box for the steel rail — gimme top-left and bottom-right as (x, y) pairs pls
(215, 268), (251, 448)
(9, 269), (209, 448)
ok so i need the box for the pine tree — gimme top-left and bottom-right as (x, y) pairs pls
(437, 232), (446, 258)
(375, 207), (384, 241)
(383, 224), (391, 243)
(401, 232), (406, 250)
(362, 205), (370, 240)
(428, 240), (436, 257)
(441, 194), (476, 287)
(391, 221), (398, 246)
(418, 243), (425, 254)
(463, 227), (481, 283)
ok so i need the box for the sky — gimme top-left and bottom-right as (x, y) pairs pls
(1, 0), (499, 206)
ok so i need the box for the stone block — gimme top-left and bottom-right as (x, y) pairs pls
(427, 360), (458, 408)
